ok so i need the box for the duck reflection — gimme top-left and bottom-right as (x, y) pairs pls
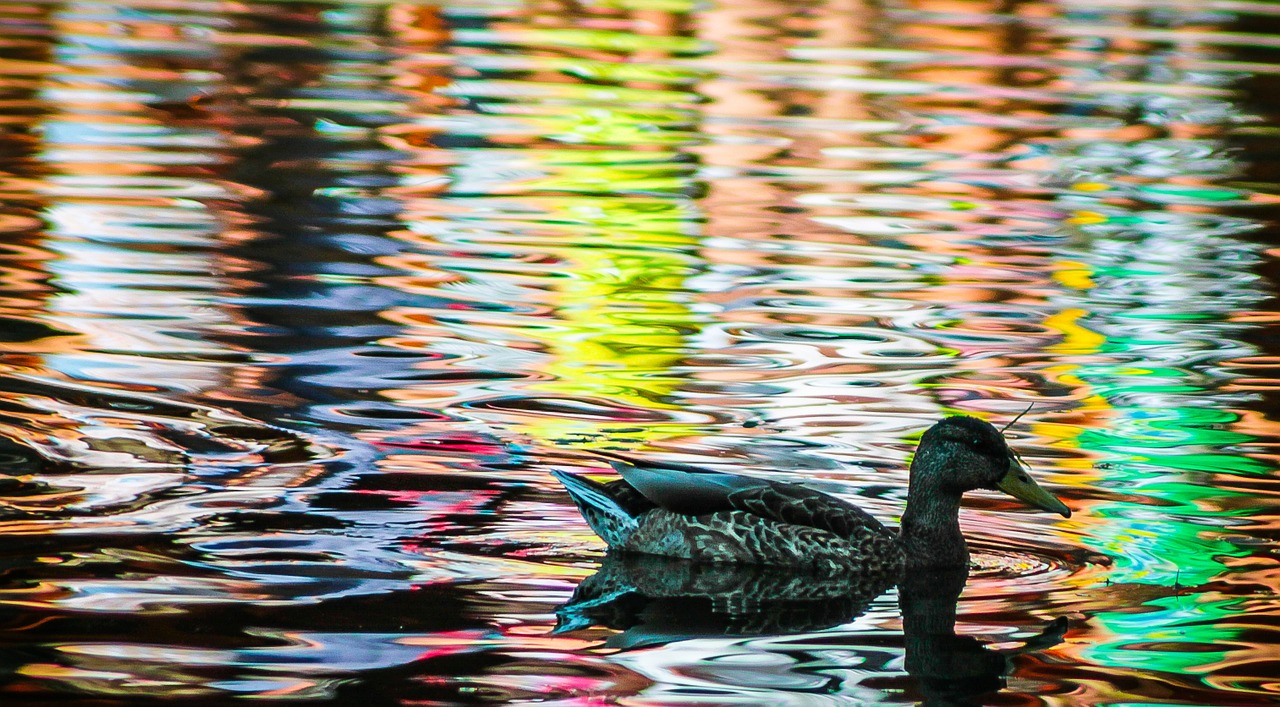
(557, 554), (1067, 704)
(900, 567), (1068, 704)
(556, 553), (897, 648)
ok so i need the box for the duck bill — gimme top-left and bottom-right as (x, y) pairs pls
(996, 458), (1071, 518)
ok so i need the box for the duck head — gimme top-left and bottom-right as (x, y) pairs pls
(913, 415), (1070, 518)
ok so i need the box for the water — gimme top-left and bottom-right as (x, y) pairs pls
(0, 0), (1276, 703)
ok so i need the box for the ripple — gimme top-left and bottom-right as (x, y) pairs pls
(459, 395), (724, 424)
(969, 546), (1078, 584)
(0, 0), (1275, 704)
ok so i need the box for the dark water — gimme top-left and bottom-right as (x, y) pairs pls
(0, 0), (1277, 703)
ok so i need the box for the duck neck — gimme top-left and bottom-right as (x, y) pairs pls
(898, 484), (969, 569)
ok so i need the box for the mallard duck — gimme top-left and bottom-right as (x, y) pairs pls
(552, 416), (1070, 572)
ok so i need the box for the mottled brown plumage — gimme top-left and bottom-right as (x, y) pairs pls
(622, 505), (901, 574)
(552, 416), (1070, 571)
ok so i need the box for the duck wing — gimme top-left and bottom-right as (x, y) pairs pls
(593, 451), (752, 515)
(594, 451), (891, 541)
(727, 481), (893, 541)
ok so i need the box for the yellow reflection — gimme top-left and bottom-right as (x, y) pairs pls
(381, 202), (707, 448)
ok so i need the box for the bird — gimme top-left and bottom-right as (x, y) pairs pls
(551, 415), (1070, 573)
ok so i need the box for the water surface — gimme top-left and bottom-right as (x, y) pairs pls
(0, 0), (1277, 704)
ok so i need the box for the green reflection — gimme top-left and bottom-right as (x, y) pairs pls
(1078, 407), (1252, 448)
(1082, 594), (1243, 674)
(1046, 154), (1275, 696)
(1050, 193), (1267, 586)
(1044, 179), (1274, 696)
(1065, 370), (1259, 587)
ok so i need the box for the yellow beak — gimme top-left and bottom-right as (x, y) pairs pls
(996, 457), (1071, 518)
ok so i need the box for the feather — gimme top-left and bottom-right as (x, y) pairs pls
(551, 470), (640, 547)
(594, 450), (769, 515)
(552, 416), (1069, 571)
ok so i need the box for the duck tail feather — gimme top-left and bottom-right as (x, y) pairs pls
(551, 470), (639, 547)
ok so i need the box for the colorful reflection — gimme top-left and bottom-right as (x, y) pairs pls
(0, 0), (1273, 705)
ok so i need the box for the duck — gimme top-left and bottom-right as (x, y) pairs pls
(551, 415), (1070, 573)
